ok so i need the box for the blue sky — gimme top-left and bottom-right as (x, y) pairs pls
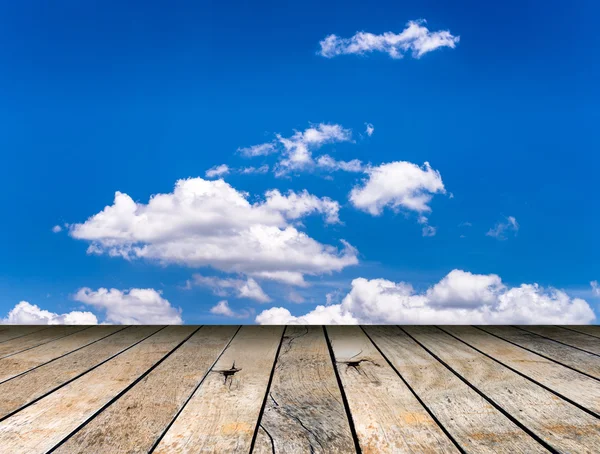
(1, 0), (599, 324)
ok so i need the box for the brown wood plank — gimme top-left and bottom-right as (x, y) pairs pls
(252, 326), (356, 454)
(0, 325), (125, 383)
(520, 326), (600, 355)
(442, 325), (600, 416)
(364, 325), (547, 453)
(0, 326), (89, 358)
(404, 326), (600, 453)
(0, 325), (196, 453)
(54, 325), (238, 454)
(0, 325), (162, 420)
(153, 325), (284, 454)
(478, 325), (600, 379)
(326, 325), (458, 454)
(561, 325), (600, 338)
(0, 326), (49, 343)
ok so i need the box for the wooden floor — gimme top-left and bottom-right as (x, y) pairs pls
(0, 325), (599, 453)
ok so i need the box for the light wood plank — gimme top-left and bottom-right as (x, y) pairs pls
(0, 326), (89, 358)
(252, 326), (356, 454)
(0, 325), (196, 453)
(520, 326), (600, 355)
(0, 325), (162, 420)
(479, 325), (600, 379)
(54, 325), (238, 454)
(326, 325), (458, 454)
(154, 325), (284, 454)
(561, 325), (600, 338)
(404, 326), (600, 453)
(0, 326), (49, 343)
(364, 325), (547, 453)
(0, 325), (124, 383)
(442, 325), (600, 415)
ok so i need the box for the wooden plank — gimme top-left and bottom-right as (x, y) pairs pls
(54, 325), (239, 454)
(442, 325), (600, 416)
(0, 325), (125, 383)
(478, 325), (600, 379)
(326, 325), (458, 454)
(0, 326), (88, 358)
(0, 325), (162, 420)
(0, 325), (196, 453)
(561, 325), (600, 338)
(404, 325), (600, 453)
(0, 326), (49, 343)
(520, 326), (600, 355)
(364, 325), (547, 453)
(153, 325), (284, 454)
(252, 326), (356, 454)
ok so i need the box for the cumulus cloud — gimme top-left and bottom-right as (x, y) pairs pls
(205, 164), (230, 178)
(210, 300), (252, 319)
(188, 274), (271, 303)
(319, 20), (459, 59)
(69, 178), (357, 284)
(1, 301), (98, 325)
(256, 269), (596, 325)
(349, 161), (445, 216)
(74, 287), (182, 324)
(316, 155), (364, 173)
(52, 225), (63, 233)
(487, 216), (519, 240)
(365, 123), (374, 137)
(591, 281), (600, 296)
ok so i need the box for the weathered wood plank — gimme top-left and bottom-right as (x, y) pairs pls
(560, 325), (600, 338)
(364, 325), (547, 453)
(0, 325), (162, 420)
(520, 326), (600, 355)
(252, 326), (356, 454)
(404, 325), (600, 453)
(478, 325), (600, 379)
(0, 326), (196, 453)
(0, 326), (49, 343)
(54, 325), (238, 454)
(0, 326), (89, 359)
(153, 325), (284, 454)
(442, 325), (600, 415)
(326, 325), (458, 454)
(0, 325), (125, 383)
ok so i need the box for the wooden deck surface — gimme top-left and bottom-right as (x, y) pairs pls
(0, 325), (598, 453)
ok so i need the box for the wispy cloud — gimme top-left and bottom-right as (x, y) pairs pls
(591, 281), (600, 296)
(210, 300), (253, 319)
(487, 216), (519, 240)
(205, 164), (230, 178)
(365, 123), (374, 136)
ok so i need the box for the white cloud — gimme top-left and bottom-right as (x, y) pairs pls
(319, 20), (459, 59)
(287, 291), (305, 304)
(52, 225), (63, 233)
(591, 281), (600, 296)
(316, 155), (364, 173)
(487, 216), (519, 240)
(263, 189), (340, 224)
(422, 225), (436, 237)
(240, 165), (270, 174)
(69, 178), (357, 284)
(188, 274), (271, 303)
(1, 301), (98, 325)
(249, 271), (308, 287)
(237, 143), (277, 157)
(349, 161), (445, 216)
(205, 164), (230, 178)
(257, 269), (596, 325)
(210, 300), (252, 319)
(365, 123), (374, 136)
(74, 287), (182, 324)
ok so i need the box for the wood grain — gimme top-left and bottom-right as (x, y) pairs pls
(0, 326), (89, 359)
(0, 325), (124, 383)
(364, 325), (547, 453)
(0, 326), (195, 453)
(0, 325), (162, 420)
(54, 325), (238, 454)
(252, 326), (356, 454)
(442, 325), (600, 415)
(404, 325), (600, 453)
(326, 325), (458, 454)
(560, 325), (600, 338)
(153, 325), (284, 454)
(0, 326), (48, 343)
(520, 326), (600, 355)
(478, 325), (600, 379)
